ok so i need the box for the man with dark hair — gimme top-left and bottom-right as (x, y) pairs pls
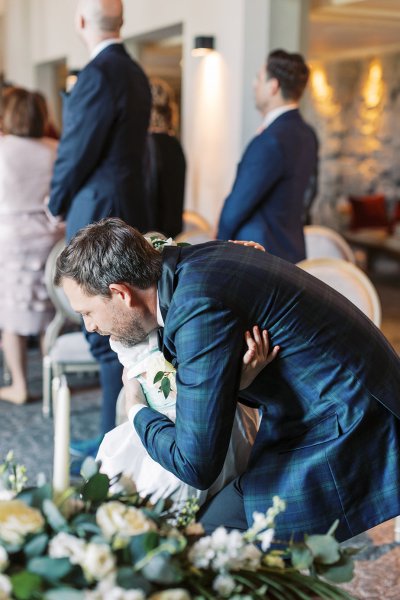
(217, 48), (318, 263)
(48, 0), (152, 460)
(57, 217), (400, 543)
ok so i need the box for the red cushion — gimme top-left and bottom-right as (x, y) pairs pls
(348, 194), (388, 230)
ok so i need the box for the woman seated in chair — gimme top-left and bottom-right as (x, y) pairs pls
(0, 87), (64, 403)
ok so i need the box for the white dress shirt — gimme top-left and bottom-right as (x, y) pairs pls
(90, 38), (122, 60)
(258, 104), (298, 134)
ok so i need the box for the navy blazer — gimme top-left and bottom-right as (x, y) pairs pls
(49, 44), (152, 240)
(217, 110), (318, 263)
(134, 242), (400, 542)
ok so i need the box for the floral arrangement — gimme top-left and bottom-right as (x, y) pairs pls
(0, 453), (358, 600)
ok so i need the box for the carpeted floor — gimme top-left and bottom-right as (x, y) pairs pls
(0, 267), (399, 599)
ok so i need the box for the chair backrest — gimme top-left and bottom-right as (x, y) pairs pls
(182, 210), (212, 233)
(304, 225), (356, 263)
(175, 229), (214, 245)
(44, 238), (81, 325)
(297, 257), (381, 327)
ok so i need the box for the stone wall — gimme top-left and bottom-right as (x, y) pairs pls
(302, 52), (400, 230)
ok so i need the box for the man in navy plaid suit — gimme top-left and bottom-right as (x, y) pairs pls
(56, 218), (400, 542)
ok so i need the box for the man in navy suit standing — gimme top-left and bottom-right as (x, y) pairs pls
(217, 49), (318, 263)
(49, 0), (151, 456)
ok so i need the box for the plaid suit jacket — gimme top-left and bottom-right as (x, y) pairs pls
(134, 241), (400, 541)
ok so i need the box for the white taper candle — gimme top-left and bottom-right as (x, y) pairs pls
(52, 375), (70, 495)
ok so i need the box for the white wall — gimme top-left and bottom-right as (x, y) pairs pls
(3, 0), (308, 227)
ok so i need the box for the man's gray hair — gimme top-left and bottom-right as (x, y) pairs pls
(54, 218), (163, 296)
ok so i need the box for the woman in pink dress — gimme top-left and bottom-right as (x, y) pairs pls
(0, 88), (64, 403)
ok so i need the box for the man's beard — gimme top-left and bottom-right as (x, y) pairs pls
(111, 313), (148, 347)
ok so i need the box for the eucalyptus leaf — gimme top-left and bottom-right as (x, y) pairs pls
(24, 533), (49, 559)
(10, 571), (42, 600)
(44, 589), (85, 600)
(153, 371), (164, 384)
(161, 377), (171, 398)
(80, 456), (99, 480)
(81, 473), (109, 502)
(129, 531), (160, 563)
(317, 553), (355, 583)
(42, 499), (68, 532)
(141, 554), (183, 584)
(28, 556), (72, 582)
(116, 567), (153, 594)
(306, 534), (341, 565)
(290, 544), (314, 570)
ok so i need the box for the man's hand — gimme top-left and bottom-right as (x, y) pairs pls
(229, 240), (266, 252)
(239, 326), (280, 390)
(123, 369), (148, 416)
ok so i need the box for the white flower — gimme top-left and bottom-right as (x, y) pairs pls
(85, 575), (145, 600)
(96, 501), (156, 544)
(48, 532), (86, 565)
(258, 527), (274, 552)
(0, 547), (8, 573)
(188, 526), (261, 573)
(81, 542), (116, 582)
(0, 500), (44, 545)
(0, 492), (14, 502)
(149, 590), (191, 600)
(0, 574), (11, 600)
(213, 574), (236, 597)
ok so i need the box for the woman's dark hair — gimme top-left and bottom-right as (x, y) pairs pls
(266, 49), (310, 101)
(2, 87), (46, 138)
(54, 218), (163, 296)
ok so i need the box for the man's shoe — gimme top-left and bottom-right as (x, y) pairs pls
(70, 435), (102, 458)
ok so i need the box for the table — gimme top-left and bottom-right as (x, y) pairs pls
(343, 229), (400, 270)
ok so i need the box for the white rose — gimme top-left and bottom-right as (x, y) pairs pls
(0, 574), (11, 600)
(0, 500), (44, 545)
(96, 501), (156, 543)
(0, 492), (14, 502)
(48, 532), (86, 564)
(146, 354), (176, 390)
(213, 574), (236, 597)
(82, 542), (116, 582)
(0, 547), (8, 573)
(149, 590), (191, 600)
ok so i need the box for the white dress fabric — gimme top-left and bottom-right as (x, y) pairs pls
(97, 332), (259, 508)
(0, 135), (65, 335)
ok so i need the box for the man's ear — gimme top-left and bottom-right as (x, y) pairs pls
(108, 283), (135, 306)
(269, 77), (280, 96)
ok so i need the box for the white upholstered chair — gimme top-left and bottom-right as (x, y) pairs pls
(297, 257), (381, 327)
(182, 210), (212, 234)
(42, 239), (99, 417)
(304, 225), (356, 263)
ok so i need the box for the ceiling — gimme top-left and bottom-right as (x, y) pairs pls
(309, 0), (400, 60)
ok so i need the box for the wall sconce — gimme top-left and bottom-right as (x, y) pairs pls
(192, 36), (215, 57)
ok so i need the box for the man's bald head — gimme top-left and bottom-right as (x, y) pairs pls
(77, 0), (123, 36)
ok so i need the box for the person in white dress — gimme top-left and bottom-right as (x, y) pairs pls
(97, 280), (278, 508)
(0, 88), (64, 403)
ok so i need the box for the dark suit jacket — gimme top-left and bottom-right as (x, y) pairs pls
(134, 241), (400, 542)
(145, 132), (186, 238)
(49, 43), (152, 240)
(217, 110), (318, 263)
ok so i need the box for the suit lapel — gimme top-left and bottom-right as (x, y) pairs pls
(157, 246), (182, 365)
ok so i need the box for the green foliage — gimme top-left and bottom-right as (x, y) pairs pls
(0, 452), (358, 599)
(10, 571), (42, 600)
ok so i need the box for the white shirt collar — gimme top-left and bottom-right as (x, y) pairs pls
(90, 38), (122, 60)
(259, 104), (298, 134)
(156, 291), (164, 327)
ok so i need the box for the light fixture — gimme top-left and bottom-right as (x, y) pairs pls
(191, 36), (215, 57)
